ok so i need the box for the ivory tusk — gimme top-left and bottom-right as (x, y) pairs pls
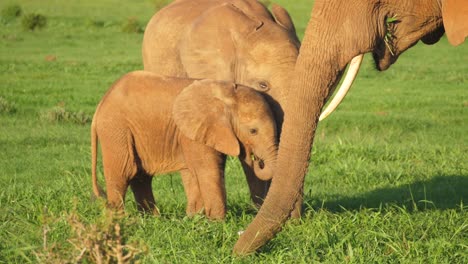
(319, 54), (364, 121)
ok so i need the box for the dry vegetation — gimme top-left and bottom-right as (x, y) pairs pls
(35, 207), (148, 263)
(0, 0), (466, 263)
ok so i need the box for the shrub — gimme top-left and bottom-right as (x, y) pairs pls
(0, 97), (17, 114)
(35, 208), (148, 263)
(0, 4), (22, 24)
(39, 106), (91, 125)
(121, 17), (144, 33)
(21, 13), (47, 31)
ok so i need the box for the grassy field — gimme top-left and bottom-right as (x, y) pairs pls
(0, 0), (467, 262)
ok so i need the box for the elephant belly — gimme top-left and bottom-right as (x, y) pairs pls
(144, 157), (186, 176)
(132, 129), (186, 176)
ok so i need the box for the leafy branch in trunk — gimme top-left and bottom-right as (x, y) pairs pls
(384, 15), (398, 56)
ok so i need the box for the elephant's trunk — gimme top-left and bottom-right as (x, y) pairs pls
(233, 56), (332, 254)
(251, 145), (277, 181)
(233, 2), (367, 253)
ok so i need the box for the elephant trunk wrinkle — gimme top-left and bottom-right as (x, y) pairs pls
(234, 14), (348, 253)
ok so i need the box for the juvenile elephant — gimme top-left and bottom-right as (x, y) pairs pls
(91, 71), (278, 219)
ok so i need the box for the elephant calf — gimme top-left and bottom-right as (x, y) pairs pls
(91, 71), (278, 219)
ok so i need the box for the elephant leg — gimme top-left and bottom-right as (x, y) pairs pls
(100, 137), (137, 210)
(240, 159), (302, 218)
(104, 176), (129, 210)
(180, 169), (204, 217)
(240, 159), (270, 208)
(130, 173), (159, 215)
(195, 154), (227, 220)
(182, 139), (227, 220)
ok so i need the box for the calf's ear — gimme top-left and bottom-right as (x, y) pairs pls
(173, 80), (240, 156)
(442, 0), (468, 46)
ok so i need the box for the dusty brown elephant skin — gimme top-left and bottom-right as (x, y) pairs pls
(91, 71), (278, 220)
(233, 0), (468, 254)
(142, 0), (300, 211)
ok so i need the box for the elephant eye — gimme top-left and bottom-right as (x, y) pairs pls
(249, 128), (258, 135)
(258, 81), (269, 91)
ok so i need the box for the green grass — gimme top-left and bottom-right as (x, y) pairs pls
(1, 0), (467, 263)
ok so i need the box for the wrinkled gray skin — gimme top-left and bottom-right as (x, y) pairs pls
(142, 0), (300, 212)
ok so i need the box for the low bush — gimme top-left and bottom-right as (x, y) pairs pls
(35, 208), (148, 263)
(0, 4), (22, 24)
(121, 17), (143, 33)
(21, 13), (47, 31)
(0, 97), (17, 114)
(39, 106), (91, 125)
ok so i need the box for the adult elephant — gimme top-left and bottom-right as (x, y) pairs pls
(142, 0), (302, 213)
(143, 0), (354, 213)
(233, 0), (468, 254)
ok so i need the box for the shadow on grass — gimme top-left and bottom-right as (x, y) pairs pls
(125, 174), (467, 219)
(304, 175), (467, 213)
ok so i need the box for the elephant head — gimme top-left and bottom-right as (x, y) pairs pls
(173, 80), (278, 181)
(233, 0), (468, 254)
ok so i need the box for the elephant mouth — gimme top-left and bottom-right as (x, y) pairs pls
(372, 44), (397, 71)
(251, 153), (265, 170)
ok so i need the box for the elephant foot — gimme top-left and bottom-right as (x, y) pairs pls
(186, 200), (204, 217)
(137, 201), (160, 216)
(204, 206), (226, 220)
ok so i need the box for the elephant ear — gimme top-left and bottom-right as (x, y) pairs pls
(179, 3), (264, 81)
(442, 0), (468, 46)
(271, 4), (296, 36)
(173, 80), (240, 156)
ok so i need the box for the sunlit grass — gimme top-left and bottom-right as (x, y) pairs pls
(0, 0), (467, 263)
